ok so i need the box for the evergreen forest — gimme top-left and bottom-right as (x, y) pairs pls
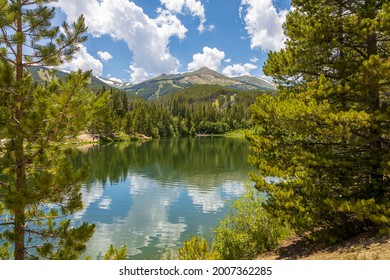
(0, 0), (389, 261)
(89, 85), (267, 139)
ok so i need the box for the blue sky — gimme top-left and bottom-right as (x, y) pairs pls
(53, 0), (291, 83)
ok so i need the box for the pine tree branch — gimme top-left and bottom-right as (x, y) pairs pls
(22, 0), (38, 6)
(21, 38), (81, 66)
(0, 222), (15, 226)
(25, 76), (86, 165)
(346, 44), (369, 59)
(47, 83), (78, 141)
(23, 8), (54, 34)
(24, 250), (39, 260)
(25, 228), (56, 238)
(0, 0), (6, 10)
(0, 28), (17, 62)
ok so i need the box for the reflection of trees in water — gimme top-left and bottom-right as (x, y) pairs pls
(72, 137), (251, 259)
(73, 137), (252, 188)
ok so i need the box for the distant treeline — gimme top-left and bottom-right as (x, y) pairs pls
(88, 85), (269, 138)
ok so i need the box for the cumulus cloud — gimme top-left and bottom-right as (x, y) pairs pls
(54, 0), (187, 82)
(187, 47), (225, 71)
(129, 65), (151, 84)
(61, 44), (103, 76)
(97, 51), (113, 62)
(222, 63), (257, 77)
(160, 0), (209, 33)
(240, 0), (288, 51)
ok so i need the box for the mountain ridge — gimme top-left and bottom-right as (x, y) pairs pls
(26, 66), (276, 99)
(119, 67), (276, 99)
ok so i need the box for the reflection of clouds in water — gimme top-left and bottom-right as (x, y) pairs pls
(188, 181), (246, 213)
(187, 188), (224, 213)
(222, 181), (246, 196)
(74, 181), (105, 219)
(155, 221), (187, 249)
(82, 174), (187, 258)
(74, 138), (252, 259)
(129, 174), (158, 195)
(98, 197), (112, 210)
(78, 174), (247, 258)
(126, 175), (187, 251)
(81, 223), (120, 259)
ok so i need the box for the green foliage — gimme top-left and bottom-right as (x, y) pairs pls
(251, 0), (390, 243)
(377, 227), (390, 238)
(0, 242), (10, 260)
(0, 0), (87, 68)
(178, 236), (221, 260)
(134, 85), (263, 137)
(104, 244), (127, 260)
(0, 1), (95, 259)
(37, 221), (96, 260)
(212, 187), (290, 260)
(87, 84), (265, 139)
(0, 64), (96, 259)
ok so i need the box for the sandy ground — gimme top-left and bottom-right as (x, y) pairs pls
(75, 134), (99, 143)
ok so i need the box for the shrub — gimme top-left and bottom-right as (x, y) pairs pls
(212, 187), (290, 259)
(178, 236), (221, 260)
(104, 244), (127, 260)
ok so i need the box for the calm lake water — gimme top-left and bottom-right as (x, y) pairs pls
(73, 137), (253, 259)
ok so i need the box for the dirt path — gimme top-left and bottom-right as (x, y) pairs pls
(257, 230), (390, 260)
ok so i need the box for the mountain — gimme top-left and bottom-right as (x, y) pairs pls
(27, 66), (119, 91)
(26, 66), (112, 92)
(26, 66), (276, 99)
(119, 67), (276, 100)
(233, 75), (276, 91)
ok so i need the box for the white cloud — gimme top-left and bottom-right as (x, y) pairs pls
(108, 77), (124, 83)
(61, 44), (103, 76)
(97, 51), (113, 62)
(187, 47), (225, 71)
(224, 58), (232, 63)
(222, 63), (257, 77)
(207, 24), (215, 32)
(240, 0), (288, 51)
(250, 56), (258, 63)
(54, 0), (187, 82)
(160, 0), (209, 33)
(129, 65), (151, 84)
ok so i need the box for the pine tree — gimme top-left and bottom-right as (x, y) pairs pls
(249, 0), (390, 242)
(0, 0), (96, 259)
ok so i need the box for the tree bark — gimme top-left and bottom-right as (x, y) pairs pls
(365, 0), (383, 189)
(14, 1), (26, 260)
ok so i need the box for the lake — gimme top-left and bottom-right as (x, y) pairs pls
(73, 137), (253, 259)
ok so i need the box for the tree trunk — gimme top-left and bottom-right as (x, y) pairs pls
(14, 2), (26, 260)
(365, 0), (383, 189)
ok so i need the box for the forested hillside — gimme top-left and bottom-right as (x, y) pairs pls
(23, 66), (272, 140)
(118, 67), (276, 99)
(89, 84), (268, 139)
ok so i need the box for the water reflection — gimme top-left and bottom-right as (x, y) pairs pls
(73, 137), (252, 259)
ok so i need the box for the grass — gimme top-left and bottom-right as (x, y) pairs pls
(223, 129), (251, 138)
